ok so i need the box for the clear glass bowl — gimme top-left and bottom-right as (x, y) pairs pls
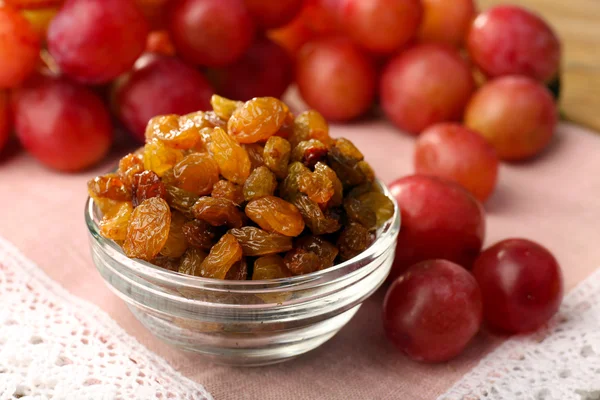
(85, 180), (400, 366)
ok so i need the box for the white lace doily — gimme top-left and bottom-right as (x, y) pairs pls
(439, 268), (600, 400)
(0, 236), (213, 400)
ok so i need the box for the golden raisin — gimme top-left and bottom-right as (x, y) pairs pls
(225, 258), (247, 280)
(291, 194), (341, 235)
(245, 196), (305, 237)
(182, 220), (218, 250)
(118, 153), (144, 187)
(292, 110), (332, 148)
(145, 114), (199, 149)
(173, 153), (220, 196)
(192, 197), (244, 228)
(99, 202), (133, 241)
(280, 162), (309, 201)
(151, 255), (181, 272)
(229, 226), (293, 256)
(345, 190), (394, 229)
(211, 180), (244, 206)
(243, 143), (265, 171)
(165, 185), (199, 216)
(298, 168), (334, 205)
(88, 174), (131, 202)
(160, 210), (189, 258)
(228, 97), (287, 144)
(243, 166), (277, 202)
(253, 255), (291, 280)
(210, 94), (242, 121)
(183, 110), (226, 130)
(263, 136), (291, 179)
(198, 233), (243, 279)
(291, 139), (328, 168)
(283, 248), (322, 275)
(327, 138), (374, 187)
(123, 197), (171, 261)
(297, 236), (338, 268)
(314, 162), (343, 207)
(179, 247), (208, 276)
(132, 170), (166, 207)
(143, 139), (184, 177)
(337, 222), (374, 261)
(209, 127), (251, 184)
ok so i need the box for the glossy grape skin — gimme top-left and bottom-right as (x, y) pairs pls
(47, 0), (148, 84)
(244, 0), (303, 29)
(115, 56), (214, 141)
(388, 175), (485, 281)
(0, 91), (10, 152)
(209, 37), (292, 102)
(296, 37), (376, 121)
(418, 0), (475, 47)
(473, 239), (563, 333)
(0, 5), (40, 88)
(380, 43), (475, 135)
(337, 0), (422, 54)
(383, 259), (483, 363)
(464, 76), (557, 161)
(12, 76), (112, 171)
(467, 6), (561, 82)
(414, 123), (499, 202)
(168, 0), (255, 67)
(135, 0), (169, 29)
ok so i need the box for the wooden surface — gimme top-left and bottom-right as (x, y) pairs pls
(478, 0), (600, 132)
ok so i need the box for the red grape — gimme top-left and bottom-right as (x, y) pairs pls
(209, 37), (292, 101)
(47, 0), (148, 84)
(418, 0), (476, 47)
(337, 0), (422, 54)
(244, 0), (303, 29)
(388, 175), (485, 281)
(5, 0), (63, 8)
(414, 123), (499, 202)
(135, 0), (169, 29)
(12, 76), (113, 172)
(168, 0), (255, 67)
(473, 239), (563, 333)
(467, 6), (561, 82)
(296, 37), (376, 121)
(0, 5), (40, 88)
(464, 76), (557, 161)
(383, 259), (483, 363)
(115, 56), (214, 142)
(380, 44), (475, 135)
(0, 90), (10, 152)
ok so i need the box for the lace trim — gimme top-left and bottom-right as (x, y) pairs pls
(0, 236), (213, 400)
(439, 268), (600, 400)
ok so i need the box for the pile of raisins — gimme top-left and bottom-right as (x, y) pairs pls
(88, 95), (394, 280)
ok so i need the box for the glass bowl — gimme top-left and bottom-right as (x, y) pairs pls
(85, 180), (400, 366)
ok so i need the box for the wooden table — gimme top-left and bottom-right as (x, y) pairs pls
(478, 0), (600, 132)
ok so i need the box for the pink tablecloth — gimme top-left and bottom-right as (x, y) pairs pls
(1, 121), (599, 400)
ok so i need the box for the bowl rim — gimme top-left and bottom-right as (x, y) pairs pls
(85, 178), (400, 289)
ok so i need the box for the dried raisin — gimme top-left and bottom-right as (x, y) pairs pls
(165, 184), (199, 216)
(123, 197), (171, 261)
(292, 110), (332, 148)
(228, 97), (287, 143)
(118, 153), (144, 187)
(199, 233), (243, 279)
(210, 94), (242, 121)
(179, 247), (208, 276)
(173, 153), (220, 196)
(182, 220), (218, 250)
(263, 136), (291, 179)
(209, 127), (251, 184)
(160, 210), (189, 258)
(88, 174), (131, 202)
(145, 114), (199, 150)
(243, 166), (277, 202)
(337, 222), (374, 261)
(245, 196), (305, 237)
(314, 162), (343, 207)
(143, 139), (184, 177)
(298, 169), (334, 205)
(224, 258), (247, 280)
(192, 197), (244, 228)
(132, 170), (166, 207)
(291, 194), (341, 235)
(229, 226), (293, 256)
(211, 180), (244, 206)
(253, 255), (291, 280)
(99, 202), (133, 241)
(243, 143), (265, 171)
(291, 139), (328, 168)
